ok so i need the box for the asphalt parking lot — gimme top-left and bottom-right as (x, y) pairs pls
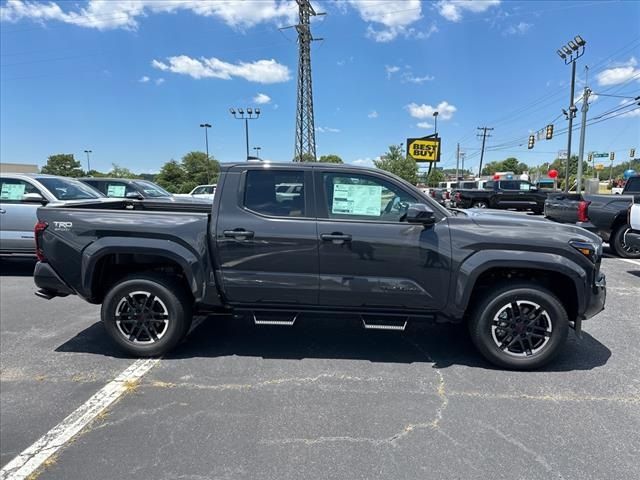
(1, 251), (639, 480)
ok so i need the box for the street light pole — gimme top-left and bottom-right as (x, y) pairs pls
(557, 35), (586, 192)
(253, 146), (262, 159)
(83, 150), (92, 172)
(433, 111), (439, 136)
(229, 107), (261, 161)
(199, 123), (212, 184)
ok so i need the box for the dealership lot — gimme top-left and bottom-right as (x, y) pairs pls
(1, 253), (639, 480)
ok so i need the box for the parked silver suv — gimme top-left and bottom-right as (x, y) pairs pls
(0, 173), (104, 255)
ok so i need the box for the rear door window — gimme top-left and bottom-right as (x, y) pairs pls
(244, 170), (306, 217)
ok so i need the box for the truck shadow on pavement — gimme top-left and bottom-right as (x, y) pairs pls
(0, 257), (36, 276)
(56, 314), (611, 372)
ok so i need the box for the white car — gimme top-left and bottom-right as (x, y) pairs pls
(175, 184), (216, 200)
(627, 203), (640, 249)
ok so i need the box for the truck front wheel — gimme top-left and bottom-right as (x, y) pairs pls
(469, 284), (568, 369)
(610, 224), (640, 259)
(101, 274), (193, 357)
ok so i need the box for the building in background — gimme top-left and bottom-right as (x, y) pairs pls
(0, 163), (39, 174)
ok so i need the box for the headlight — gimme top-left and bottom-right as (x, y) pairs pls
(569, 240), (599, 262)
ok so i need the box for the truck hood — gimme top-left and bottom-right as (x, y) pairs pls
(464, 209), (602, 244)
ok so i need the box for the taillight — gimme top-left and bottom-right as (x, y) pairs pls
(34, 221), (48, 261)
(455, 192), (461, 202)
(577, 201), (590, 223)
(445, 191), (451, 200)
(430, 190), (436, 198)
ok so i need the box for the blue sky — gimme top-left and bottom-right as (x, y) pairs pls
(1, 0), (639, 175)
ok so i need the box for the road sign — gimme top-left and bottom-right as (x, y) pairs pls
(558, 150), (568, 160)
(407, 135), (441, 163)
(593, 153), (609, 158)
(595, 163), (605, 171)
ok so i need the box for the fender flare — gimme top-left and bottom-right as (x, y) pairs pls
(80, 237), (206, 301)
(453, 250), (589, 316)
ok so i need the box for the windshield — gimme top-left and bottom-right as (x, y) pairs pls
(36, 177), (103, 200)
(133, 180), (172, 198)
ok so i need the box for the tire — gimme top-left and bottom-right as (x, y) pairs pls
(101, 273), (193, 357)
(468, 283), (568, 370)
(610, 224), (640, 259)
(473, 201), (488, 209)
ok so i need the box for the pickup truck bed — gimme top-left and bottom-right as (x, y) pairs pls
(33, 162), (606, 369)
(544, 176), (640, 258)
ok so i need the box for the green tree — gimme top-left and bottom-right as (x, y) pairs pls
(109, 163), (137, 178)
(293, 153), (317, 162)
(481, 157), (529, 176)
(374, 145), (418, 184)
(156, 159), (186, 193)
(181, 151), (220, 191)
(319, 154), (343, 164)
(85, 169), (108, 177)
(41, 154), (84, 177)
(426, 168), (445, 187)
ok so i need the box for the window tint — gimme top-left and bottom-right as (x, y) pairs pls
(244, 170), (306, 217)
(322, 173), (416, 222)
(483, 181), (495, 190)
(133, 181), (171, 198)
(35, 177), (102, 200)
(0, 178), (42, 202)
(500, 181), (518, 190)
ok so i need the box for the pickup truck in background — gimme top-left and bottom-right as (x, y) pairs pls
(79, 177), (212, 204)
(452, 179), (548, 213)
(544, 176), (640, 258)
(33, 162), (606, 370)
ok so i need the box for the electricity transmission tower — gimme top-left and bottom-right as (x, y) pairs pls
(293, 0), (323, 162)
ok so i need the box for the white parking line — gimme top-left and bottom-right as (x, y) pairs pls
(0, 358), (159, 480)
(617, 258), (640, 267)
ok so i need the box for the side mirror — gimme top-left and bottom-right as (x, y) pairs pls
(125, 191), (144, 200)
(22, 192), (47, 204)
(404, 203), (436, 226)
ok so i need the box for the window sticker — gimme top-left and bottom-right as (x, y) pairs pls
(0, 183), (26, 200)
(332, 183), (382, 216)
(106, 184), (126, 197)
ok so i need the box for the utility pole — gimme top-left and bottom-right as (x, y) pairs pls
(83, 150), (92, 173)
(477, 127), (493, 178)
(455, 143), (460, 181)
(576, 85), (590, 193)
(461, 152), (466, 177)
(292, 0), (323, 161)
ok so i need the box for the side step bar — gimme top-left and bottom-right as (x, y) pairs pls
(361, 316), (408, 331)
(252, 312), (298, 326)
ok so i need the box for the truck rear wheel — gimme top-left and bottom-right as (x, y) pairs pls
(472, 201), (488, 208)
(610, 224), (640, 259)
(101, 274), (192, 357)
(469, 283), (568, 370)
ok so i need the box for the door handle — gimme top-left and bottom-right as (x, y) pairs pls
(223, 229), (255, 239)
(321, 233), (352, 245)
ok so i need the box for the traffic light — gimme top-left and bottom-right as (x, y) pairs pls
(610, 152), (615, 161)
(631, 148), (636, 158)
(588, 153), (593, 162)
(545, 124), (554, 140)
(528, 135), (535, 149)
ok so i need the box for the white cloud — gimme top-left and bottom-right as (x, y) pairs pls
(253, 93), (271, 104)
(417, 121), (433, 129)
(139, 76), (150, 83)
(155, 78), (165, 85)
(316, 126), (341, 133)
(406, 101), (457, 120)
(621, 109), (640, 118)
(385, 65), (400, 78)
(402, 72), (435, 84)
(0, 0), (298, 30)
(151, 56), (291, 83)
(348, 0), (425, 42)
(437, 0), (501, 22)
(503, 21), (531, 36)
(596, 57), (640, 86)
(351, 157), (377, 167)
(368, 110), (379, 119)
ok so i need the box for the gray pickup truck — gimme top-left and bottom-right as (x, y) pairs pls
(544, 176), (640, 258)
(33, 162), (606, 369)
